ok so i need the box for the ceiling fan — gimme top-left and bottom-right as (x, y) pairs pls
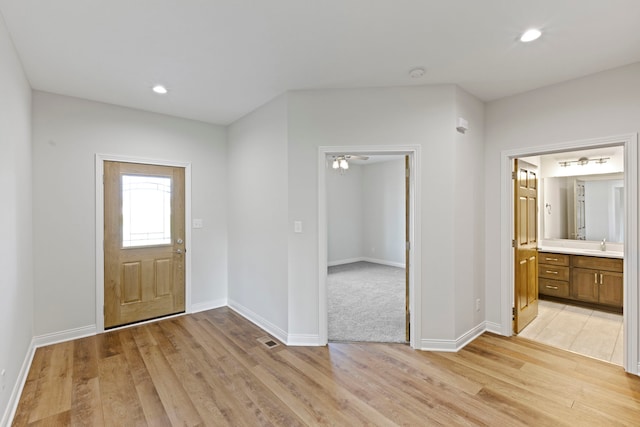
(331, 154), (369, 171)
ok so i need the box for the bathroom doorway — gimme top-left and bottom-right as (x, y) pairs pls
(502, 134), (638, 372)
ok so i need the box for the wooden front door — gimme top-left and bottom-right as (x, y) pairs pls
(514, 159), (539, 333)
(104, 161), (186, 329)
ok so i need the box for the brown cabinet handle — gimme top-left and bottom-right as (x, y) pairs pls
(545, 270), (558, 275)
(545, 258), (559, 261)
(600, 273), (603, 285)
(545, 285), (559, 290)
(594, 273), (598, 284)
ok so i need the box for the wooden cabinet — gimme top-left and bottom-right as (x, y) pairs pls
(572, 268), (599, 303)
(538, 251), (623, 311)
(571, 255), (623, 307)
(538, 253), (570, 299)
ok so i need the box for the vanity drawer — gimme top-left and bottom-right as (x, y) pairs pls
(538, 252), (570, 266)
(572, 255), (623, 272)
(539, 278), (570, 298)
(538, 265), (570, 281)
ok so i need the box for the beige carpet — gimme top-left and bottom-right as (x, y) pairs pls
(327, 261), (406, 342)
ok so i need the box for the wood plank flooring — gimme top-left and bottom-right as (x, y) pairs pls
(12, 307), (640, 426)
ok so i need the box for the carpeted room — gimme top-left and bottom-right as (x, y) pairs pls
(326, 155), (408, 342)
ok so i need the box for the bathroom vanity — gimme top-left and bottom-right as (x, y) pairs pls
(538, 250), (623, 312)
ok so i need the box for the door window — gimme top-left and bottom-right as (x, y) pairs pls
(122, 174), (172, 247)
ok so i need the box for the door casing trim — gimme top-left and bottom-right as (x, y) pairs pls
(500, 133), (638, 374)
(318, 145), (421, 348)
(95, 154), (192, 333)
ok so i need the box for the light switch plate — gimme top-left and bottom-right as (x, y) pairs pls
(193, 218), (203, 229)
(294, 221), (302, 233)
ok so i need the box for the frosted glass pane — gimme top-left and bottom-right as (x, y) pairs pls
(122, 175), (172, 247)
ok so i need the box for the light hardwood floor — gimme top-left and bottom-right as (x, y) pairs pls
(12, 307), (640, 426)
(518, 299), (624, 365)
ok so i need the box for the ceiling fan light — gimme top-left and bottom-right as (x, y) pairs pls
(340, 159), (349, 169)
(332, 159), (339, 169)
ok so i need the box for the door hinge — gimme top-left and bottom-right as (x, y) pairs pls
(512, 239), (516, 248)
(512, 307), (516, 320)
(406, 168), (410, 178)
(512, 171), (516, 179)
(406, 241), (411, 250)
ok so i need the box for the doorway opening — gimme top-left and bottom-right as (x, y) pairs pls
(326, 154), (407, 342)
(318, 145), (421, 349)
(514, 147), (624, 364)
(501, 134), (638, 373)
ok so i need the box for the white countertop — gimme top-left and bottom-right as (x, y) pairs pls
(538, 246), (623, 259)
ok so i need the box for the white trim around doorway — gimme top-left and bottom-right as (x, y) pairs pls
(499, 134), (639, 375)
(318, 145), (422, 349)
(95, 154), (193, 333)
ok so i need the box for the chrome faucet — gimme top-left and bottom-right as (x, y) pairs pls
(600, 238), (607, 251)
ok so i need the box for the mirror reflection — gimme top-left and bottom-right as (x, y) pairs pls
(524, 146), (626, 244)
(542, 173), (624, 242)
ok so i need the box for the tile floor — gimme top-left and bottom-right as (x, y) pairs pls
(518, 299), (623, 365)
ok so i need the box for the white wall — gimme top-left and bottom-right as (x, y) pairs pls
(0, 15), (33, 424)
(453, 87), (486, 337)
(485, 62), (640, 330)
(584, 179), (624, 241)
(227, 94), (289, 337)
(543, 177), (569, 239)
(327, 164), (363, 264)
(362, 159), (405, 265)
(287, 85), (478, 343)
(327, 159), (405, 266)
(31, 91), (228, 336)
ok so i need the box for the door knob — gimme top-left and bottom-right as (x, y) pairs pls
(175, 249), (183, 254)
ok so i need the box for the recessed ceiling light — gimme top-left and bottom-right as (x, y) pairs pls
(152, 84), (168, 94)
(520, 29), (542, 42)
(409, 67), (426, 78)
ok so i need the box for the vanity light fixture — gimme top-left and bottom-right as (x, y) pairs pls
(152, 84), (168, 94)
(558, 156), (610, 167)
(520, 28), (542, 42)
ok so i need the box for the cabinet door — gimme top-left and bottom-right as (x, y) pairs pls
(599, 271), (623, 307)
(572, 268), (599, 303)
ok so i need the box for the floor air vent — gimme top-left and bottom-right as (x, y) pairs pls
(257, 336), (279, 349)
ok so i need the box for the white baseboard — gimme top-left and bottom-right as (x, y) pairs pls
(484, 321), (503, 335)
(33, 324), (97, 348)
(327, 257), (364, 267)
(362, 257), (406, 268)
(419, 322), (487, 352)
(328, 257), (406, 268)
(227, 299), (288, 344)
(190, 298), (227, 313)
(287, 334), (323, 346)
(1, 339), (36, 427)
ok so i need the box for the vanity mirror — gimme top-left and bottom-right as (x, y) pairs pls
(542, 173), (624, 243)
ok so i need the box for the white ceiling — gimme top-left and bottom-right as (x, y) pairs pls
(2, 0), (640, 125)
